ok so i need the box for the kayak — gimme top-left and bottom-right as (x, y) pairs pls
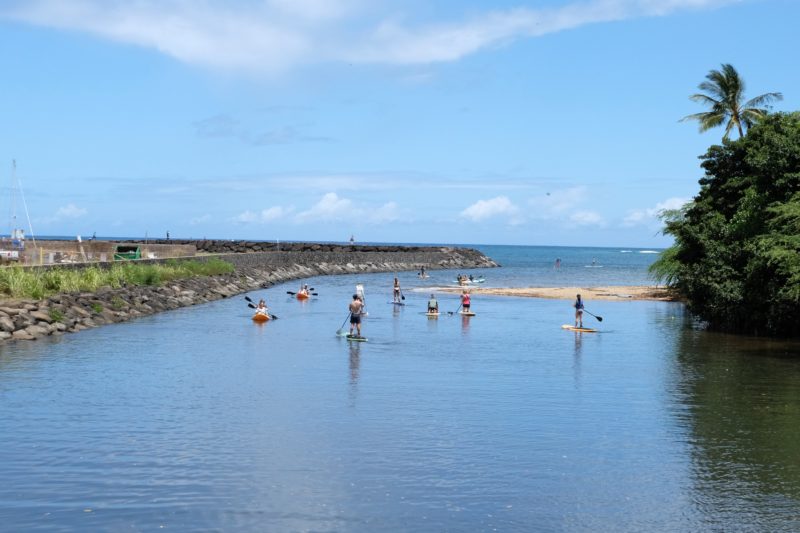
(454, 278), (485, 284)
(252, 313), (270, 323)
(296, 292), (310, 300)
(459, 311), (476, 316)
(561, 324), (597, 333)
(345, 334), (368, 342)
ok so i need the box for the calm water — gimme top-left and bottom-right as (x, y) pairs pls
(1, 245), (800, 532)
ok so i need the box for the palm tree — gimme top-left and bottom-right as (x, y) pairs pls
(681, 63), (782, 139)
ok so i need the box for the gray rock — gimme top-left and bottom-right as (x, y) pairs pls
(30, 311), (53, 323)
(25, 324), (49, 338)
(12, 329), (34, 340)
(0, 316), (15, 332)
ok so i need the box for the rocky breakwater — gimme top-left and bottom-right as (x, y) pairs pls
(0, 245), (497, 343)
(0, 269), (268, 342)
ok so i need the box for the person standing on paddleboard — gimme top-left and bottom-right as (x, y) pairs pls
(349, 294), (364, 337)
(574, 294), (584, 328)
(461, 290), (471, 312)
(393, 277), (401, 303)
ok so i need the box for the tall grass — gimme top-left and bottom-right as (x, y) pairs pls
(0, 259), (235, 300)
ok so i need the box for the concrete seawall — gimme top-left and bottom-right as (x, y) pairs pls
(0, 245), (498, 342)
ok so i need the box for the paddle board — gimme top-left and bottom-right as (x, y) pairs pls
(459, 311), (476, 316)
(389, 301), (405, 306)
(561, 324), (597, 333)
(426, 312), (439, 318)
(345, 334), (368, 342)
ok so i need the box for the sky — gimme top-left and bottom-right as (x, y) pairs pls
(0, 0), (797, 247)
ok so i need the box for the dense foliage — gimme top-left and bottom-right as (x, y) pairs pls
(651, 112), (800, 335)
(0, 258), (234, 300)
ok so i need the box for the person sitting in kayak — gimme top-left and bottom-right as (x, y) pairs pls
(574, 294), (584, 328)
(461, 290), (471, 312)
(255, 299), (269, 316)
(427, 294), (439, 313)
(349, 294), (364, 337)
(393, 277), (401, 303)
(297, 284), (309, 298)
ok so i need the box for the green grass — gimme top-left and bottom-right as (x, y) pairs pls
(0, 259), (235, 300)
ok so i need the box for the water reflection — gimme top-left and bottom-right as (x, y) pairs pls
(461, 315), (471, 334)
(572, 331), (583, 388)
(348, 342), (361, 405)
(670, 325), (800, 530)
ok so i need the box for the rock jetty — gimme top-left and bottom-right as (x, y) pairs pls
(0, 244), (497, 342)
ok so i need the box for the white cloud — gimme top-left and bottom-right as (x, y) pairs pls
(623, 196), (689, 227)
(460, 196), (521, 223)
(55, 203), (87, 218)
(35, 203), (88, 224)
(233, 205), (295, 223)
(1, 0), (741, 73)
(295, 192), (352, 222)
(569, 210), (605, 227)
(294, 192), (404, 224)
(189, 214), (211, 225)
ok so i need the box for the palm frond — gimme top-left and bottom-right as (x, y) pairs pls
(688, 93), (720, 106)
(745, 92), (783, 109)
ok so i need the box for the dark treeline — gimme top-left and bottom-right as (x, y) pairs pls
(651, 112), (800, 336)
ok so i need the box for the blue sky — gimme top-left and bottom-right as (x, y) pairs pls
(0, 0), (796, 247)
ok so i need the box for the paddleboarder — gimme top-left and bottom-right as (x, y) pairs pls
(574, 294), (584, 328)
(393, 277), (401, 303)
(349, 294), (364, 337)
(461, 290), (471, 312)
(427, 294), (439, 313)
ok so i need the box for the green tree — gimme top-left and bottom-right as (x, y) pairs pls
(652, 112), (800, 336)
(681, 63), (782, 140)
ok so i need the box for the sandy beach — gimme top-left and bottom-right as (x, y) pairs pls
(432, 285), (678, 302)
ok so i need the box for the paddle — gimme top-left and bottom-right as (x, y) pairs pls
(400, 289), (405, 301)
(288, 290), (319, 296)
(336, 313), (351, 336)
(245, 297), (278, 319)
(584, 309), (603, 322)
(447, 303), (463, 316)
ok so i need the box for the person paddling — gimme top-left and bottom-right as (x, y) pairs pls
(393, 277), (401, 303)
(255, 298), (269, 317)
(461, 290), (471, 312)
(574, 294), (584, 328)
(427, 294), (439, 313)
(349, 294), (364, 337)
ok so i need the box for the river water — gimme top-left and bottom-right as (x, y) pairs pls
(1, 245), (799, 532)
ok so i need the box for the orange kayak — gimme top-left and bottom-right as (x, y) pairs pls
(296, 292), (310, 300)
(252, 313), (270, 322)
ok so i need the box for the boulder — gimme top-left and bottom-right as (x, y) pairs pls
(0, 316), (15, 333)
(30, 311), (53, 323)
(12, 329), (34, 341)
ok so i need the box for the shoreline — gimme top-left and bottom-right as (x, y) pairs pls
(432, 285), (678, 302)
(0, 246), (497, 342)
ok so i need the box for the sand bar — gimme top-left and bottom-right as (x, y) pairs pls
(431, 285), (678, 302)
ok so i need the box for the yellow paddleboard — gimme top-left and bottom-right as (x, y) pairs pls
(561, 324), (597, 333)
